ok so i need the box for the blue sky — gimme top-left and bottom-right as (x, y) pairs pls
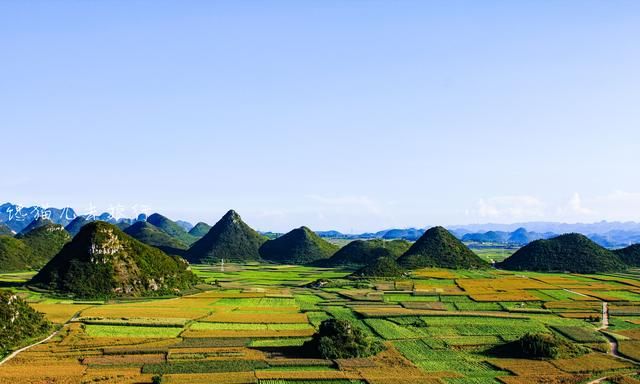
(2, 1), (640, 232)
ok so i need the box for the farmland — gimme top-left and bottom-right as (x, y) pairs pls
(2, 264), (640, 383)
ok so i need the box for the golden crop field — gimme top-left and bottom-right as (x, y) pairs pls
(3, 265), (640, 383)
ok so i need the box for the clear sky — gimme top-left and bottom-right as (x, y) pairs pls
(2, 1), (640, 232)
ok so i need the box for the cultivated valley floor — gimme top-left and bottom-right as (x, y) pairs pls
(2, 265), (640, 383)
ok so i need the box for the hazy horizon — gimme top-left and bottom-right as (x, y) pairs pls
(3, 1), (640, 232)
(3, 200), (640, 236)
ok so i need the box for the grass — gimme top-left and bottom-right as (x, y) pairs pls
(189, 322), (312, 331)
(142, 360), (269, 374)
(5, 265), (640, 383)
(84, 324), (183, 338)
(551, 325), (607, 343)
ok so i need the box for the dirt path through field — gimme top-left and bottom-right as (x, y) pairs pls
(0, 310), (83, 367)
(586, 302), (639, 383)
(597, 302), (625, 359)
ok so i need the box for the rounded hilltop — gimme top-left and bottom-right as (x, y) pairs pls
(397, 226), (489, 269)
(259, 226), (339, 265)
(498, 233), (627, 273)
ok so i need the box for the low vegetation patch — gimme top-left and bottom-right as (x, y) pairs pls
(491, 332), (588, 359)
(303, 319), (385, 359)
(142, 359), (269, 374)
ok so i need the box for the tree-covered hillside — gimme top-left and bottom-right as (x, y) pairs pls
(187, 210), (266, 263)
(147, 213), (198, 245)
(322, 239), (410, 267)
(398, 226), (489, 269)
(352, 256), (405, 278)
(16, 223), (72, 269)
(0, 290), (51, 357)
(615, 244), (640, 267)
(124, 221), (188, 254)
(260, 227), (339, 265)
(188, 222), (212, 238)
(31, 222), (197, 298)
(498, 233), (627, 273)
(0, 236), (33, 273)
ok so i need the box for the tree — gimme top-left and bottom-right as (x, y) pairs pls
(517, 332), (585, 359)
(304, 319), (384, 359)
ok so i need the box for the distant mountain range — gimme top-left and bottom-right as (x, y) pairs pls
(0, 202), (144, 233)
(317, 224), (640, 248)
(3, 201), (640, 293)
(2, 202), (640, 248)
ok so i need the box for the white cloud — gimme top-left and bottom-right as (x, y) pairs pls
(472, 195), (546, 220)
(468, 191), (640, 223)
(587, 190), (640, 220)
(567, 192), (593, 215)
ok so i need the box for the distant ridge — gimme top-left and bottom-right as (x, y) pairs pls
(176, 220), (194, 232)
(498, 233), (627, 273)
(16, 222), (72, 268)
(450, 221), (640, 236)
(187, 210), (266, 263)
(460, 227), (554, 246)
(147, 213), (198, 246)
(189, 222), (212, 238)
(65, 216), (93, 236)
(4, 202), (640, 246)
(124, 221), (188, 255)
(1, 222), (71, 272)
(0, 203), (77, 233)
(398, 226), (489, 269)
(19, 217), (53, 235)
(615, 244), (640, 267)
(260, 226), (339, 265)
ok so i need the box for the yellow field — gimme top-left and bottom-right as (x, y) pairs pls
(3, 265), (640, 383)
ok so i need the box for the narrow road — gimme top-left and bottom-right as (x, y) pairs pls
(0, 311), (82, 367)
(596, 302), (626, 359)
(587, 302), (639, 384)
(0, 327), (61, 366)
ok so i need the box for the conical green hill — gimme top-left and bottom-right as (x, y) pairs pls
(188, 222), (212, 238)
(259, 226), (339, 265)
(323, 239), (410, 267)
(186, 210), (266, 263)
(398, 226), (489, 269)
(31, 221), (197, 298)
(498, 233), (627, 273)
(352, 256), (405, 278)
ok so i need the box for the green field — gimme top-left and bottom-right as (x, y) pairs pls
(2, 264), (640, 383)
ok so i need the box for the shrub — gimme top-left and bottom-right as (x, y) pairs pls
(303, 319), (384, 359)
(517, 332), (586, 359)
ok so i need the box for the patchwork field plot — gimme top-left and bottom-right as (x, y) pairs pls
(2, 264), (640, 383)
